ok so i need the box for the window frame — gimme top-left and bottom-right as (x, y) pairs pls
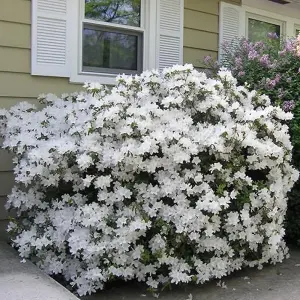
(69, 0), (157, 84)
(31, 0), (184, 82)
(81, 0), (145, 75)
(246, 13), (285, 40)
(242, 4), (300, 40)
(295, 24), (300, 36)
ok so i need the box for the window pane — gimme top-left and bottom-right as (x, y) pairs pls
(83, 27), (141, 73)
(248, 18), (280, 42)
(85, 0), (141, 27)
(296, 29), (300, 36)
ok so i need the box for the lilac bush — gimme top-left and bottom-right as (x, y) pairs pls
(205, 34), (300, 109)
(0, 65), (298, 295)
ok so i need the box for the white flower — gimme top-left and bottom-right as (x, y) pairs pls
(77, 154), (93, 170)
(82, 175), (95, 187)
(227, 212), (240, 226)
(94, 176), (111, 189)
(210, 163), (223, 172)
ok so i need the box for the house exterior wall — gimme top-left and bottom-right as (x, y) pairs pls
(184, 0), (241, 68)
(0, 0), (241, 219)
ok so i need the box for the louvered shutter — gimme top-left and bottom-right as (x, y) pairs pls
(157, 0), (184, 71)
(219, 2), (243, 61)
(31, 0), (69, 77)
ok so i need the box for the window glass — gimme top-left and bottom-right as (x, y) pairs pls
(248, 18), (281, 42)
(82, 27), (141, 73)
(85, 0), (141, 27)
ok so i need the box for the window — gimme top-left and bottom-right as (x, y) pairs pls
(82, 0), (143, 75)
(219, 1), (300, 58)
(247, 16), (282, 42)
(31, 0), (184, 84)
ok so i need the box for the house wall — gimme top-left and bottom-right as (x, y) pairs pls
(184, 0), (241, 68)
(0, 0), (241, 220)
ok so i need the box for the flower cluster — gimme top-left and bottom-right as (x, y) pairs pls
(211, 34), (300, 246)
(211, 34), (300, 107)
(0, 65), (298, 296)
(283, 100), (296, 112)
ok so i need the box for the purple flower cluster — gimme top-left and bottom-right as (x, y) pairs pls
(218, 33), (300, 127)
(267, 32), (279, 39)
(254, 41), (265, 49)
(236, 39), (276, 68)
(285, 40), (294, 53)
(248, 49), (259, 60)
(265, 74), (281, 90)
(283, 100), (295, 112)
(259, 54), (271, 67)
(242, 39), (250, 51)
(204, 55), (212, 64)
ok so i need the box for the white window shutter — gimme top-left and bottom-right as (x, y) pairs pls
(219, 2), (244, 60)
(31, 0), (69, 77)
(157, 0), (184, 71)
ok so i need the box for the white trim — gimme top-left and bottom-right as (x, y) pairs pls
(295, 24), (300, 35)
(219, 2), (243, 61)
(31, 0), (38, 75)
(156, 0), (184, 70)
(33, 0), (183, 83)
(69, 0), (158, 84)
(31, 0), (70, 77)
(179, 0), (184, 65)
(144, 0), (158, 70)
(155, 0), (160, 69)
(243, 0), (300, 20)
(82, 19), (145, 32)
(240, 6), (246, 38)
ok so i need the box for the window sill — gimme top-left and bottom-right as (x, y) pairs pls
(69, 72), (119, 85)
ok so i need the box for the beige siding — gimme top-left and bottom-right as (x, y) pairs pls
(183, 0), (241, 68)
(0, 97), (44, 109)
(0, 73), (81, 98)
(0, 0), (31, 24)
(0, 48), (31, 73)
(0, 0), (241, 219)
(0, 21), (30, 49)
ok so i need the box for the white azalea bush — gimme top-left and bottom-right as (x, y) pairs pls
(0, 65), (298, 296)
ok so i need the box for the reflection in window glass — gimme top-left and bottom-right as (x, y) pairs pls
(248, 18), (280, 42)
(85, 0), (141, 27)
(83, 27), (141, 73)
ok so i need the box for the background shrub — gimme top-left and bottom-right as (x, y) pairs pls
(206, 35), (300, 245)
(0, 65), (298, 296)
